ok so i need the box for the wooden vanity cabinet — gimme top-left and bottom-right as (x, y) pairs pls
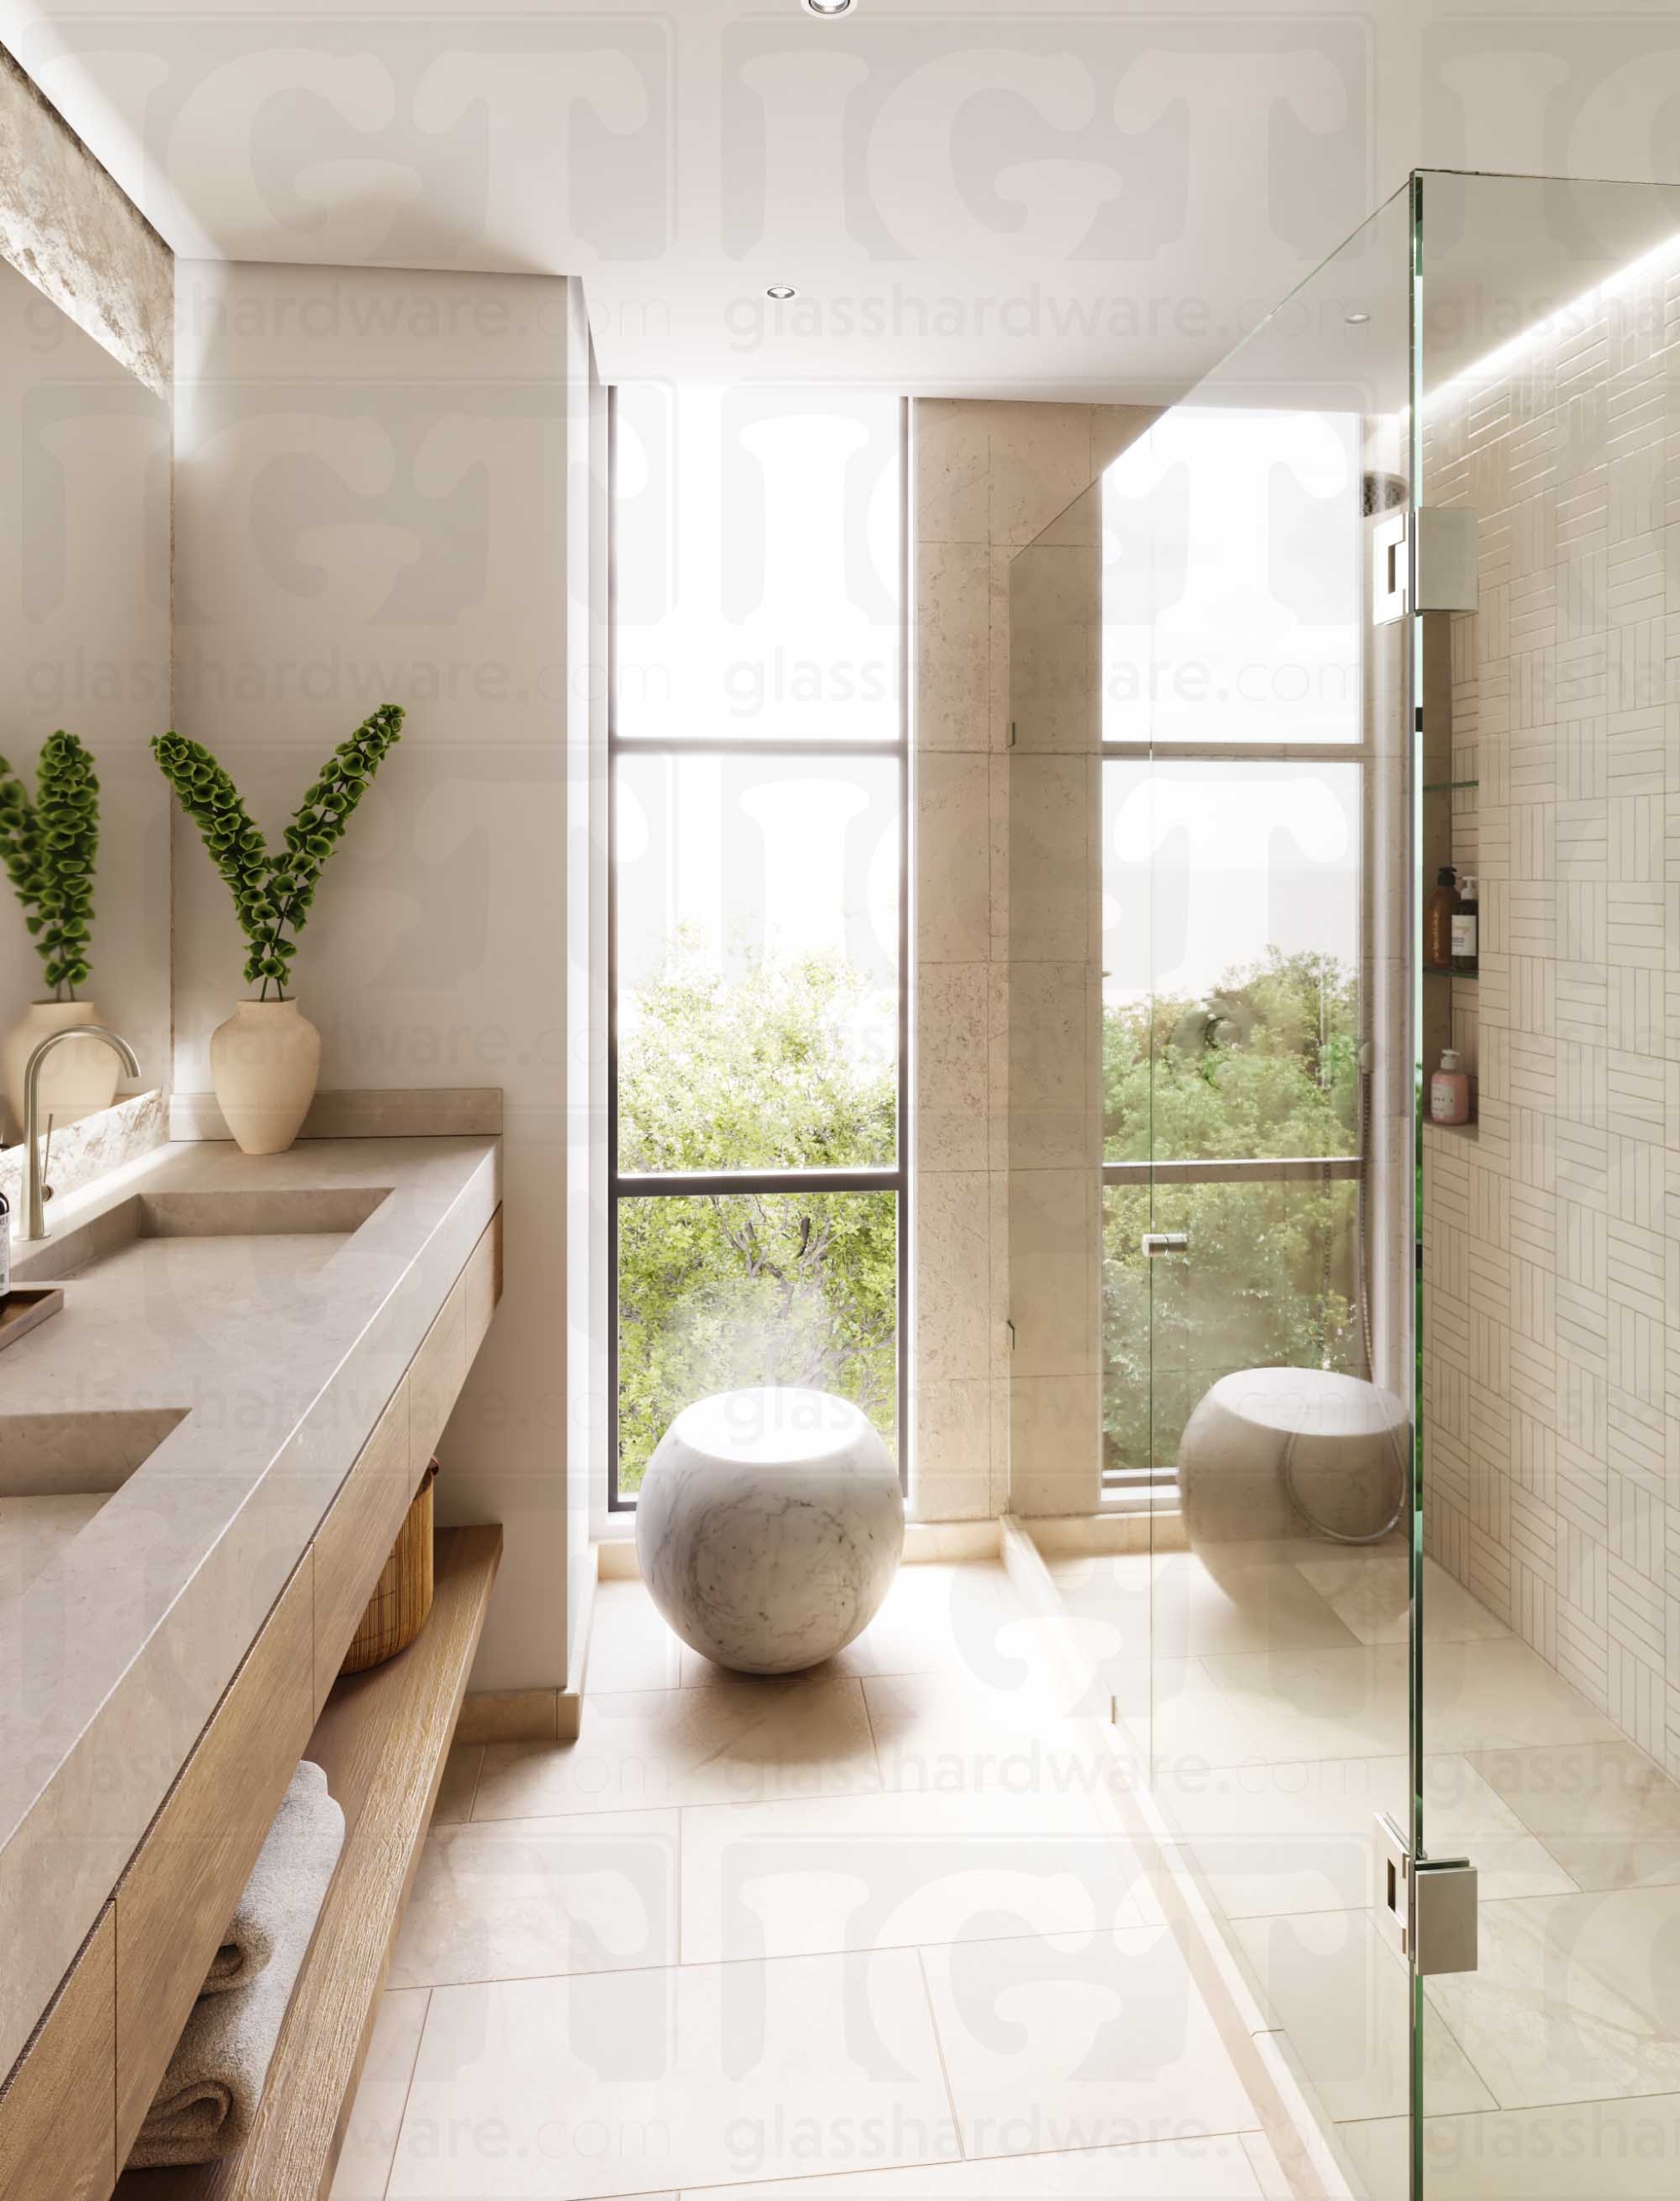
(0, 1205), (503, 2201)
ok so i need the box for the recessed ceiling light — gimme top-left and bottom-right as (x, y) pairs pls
(802, 0), (854, 15)
(766, 283), (798, 300)
(1345, 310), (1370, 325)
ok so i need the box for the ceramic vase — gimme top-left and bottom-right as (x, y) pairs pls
(210, 999), (321, 1156)
(3, 1000), (121, 1143)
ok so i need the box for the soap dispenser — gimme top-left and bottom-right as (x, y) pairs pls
(1430, 1049), (1472, 1125)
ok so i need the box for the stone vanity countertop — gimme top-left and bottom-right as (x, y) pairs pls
(0, 1132), (500, 2084)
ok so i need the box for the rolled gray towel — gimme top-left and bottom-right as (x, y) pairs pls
(200, 1761), (315, 1989)
(126, 1759), (346, 2167)
(199, 1762), (332, 1995)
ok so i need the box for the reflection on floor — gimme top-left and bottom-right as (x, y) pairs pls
(332, 1560), (1285, 2200)
(1042, 1536), (1680, 2201)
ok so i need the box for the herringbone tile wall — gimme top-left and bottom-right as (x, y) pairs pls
(1421, 253), (1680, 1769)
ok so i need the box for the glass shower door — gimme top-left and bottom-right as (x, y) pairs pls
(1105, 182), (1425, 2190)
(1408, 166), (1680, 2201)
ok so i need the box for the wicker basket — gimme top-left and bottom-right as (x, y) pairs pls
(340, 1461), (438, 1675)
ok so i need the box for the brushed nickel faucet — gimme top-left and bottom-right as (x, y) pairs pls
(21, 1026), (141, 1241)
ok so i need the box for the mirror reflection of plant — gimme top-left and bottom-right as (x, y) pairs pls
(151, 704), (403, 1001)
(0, 731), (100, 999)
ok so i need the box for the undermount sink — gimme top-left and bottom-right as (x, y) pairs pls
(0, 1407), (190, 1595)
(11, 1186), (390, 1286)
(0, 1407), (190, 1499)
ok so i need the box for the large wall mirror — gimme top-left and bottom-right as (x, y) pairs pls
(0, 254), (170, 1151)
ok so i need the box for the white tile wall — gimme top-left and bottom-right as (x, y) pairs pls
(1422, 255), (1680, 1776)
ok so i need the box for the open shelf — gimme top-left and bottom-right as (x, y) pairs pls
(117, 1524), (502, 2200)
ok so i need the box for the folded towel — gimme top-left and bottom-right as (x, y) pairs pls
(126, 1759), (346, 2168)
(199, 1760), (329, 1996)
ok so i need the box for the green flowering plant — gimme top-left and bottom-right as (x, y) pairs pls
(151, 703), (403, 1001)
(0, 730), (100, 998)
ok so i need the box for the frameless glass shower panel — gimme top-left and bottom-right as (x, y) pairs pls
(1137, 182), (1419, 2175)
(1412, 169), (1680, 2201)
(1005, 181), (1420, 2192)
(1101, 403), (1366, 749)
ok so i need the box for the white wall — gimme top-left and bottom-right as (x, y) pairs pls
(172, 260), (585, 1690)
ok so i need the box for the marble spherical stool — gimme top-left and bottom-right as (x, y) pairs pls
(1179, 1366), (1408, 1579)
(635, 1386), (904, 1675)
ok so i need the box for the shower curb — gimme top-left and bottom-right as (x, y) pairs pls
(998, 1514), (1358, 2201)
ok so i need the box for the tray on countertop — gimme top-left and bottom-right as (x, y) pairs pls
(0, 1286), (64, 1352)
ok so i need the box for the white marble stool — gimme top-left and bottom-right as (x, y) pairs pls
(1179, 1365), (1409, 1568)
(635, 1386), (904, 1675)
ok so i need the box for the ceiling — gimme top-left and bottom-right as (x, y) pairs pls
(8, 0), (1680, 401)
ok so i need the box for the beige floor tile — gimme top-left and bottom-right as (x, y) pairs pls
(1038, 1634), (1154, 1738)
(330, 1987), (430, 2199)
(919, 1924), (1258, 2157)
(685, 2130), (1268, 2198)
(432, 1742), (483, 1826)
(1344, 2097), (1680, 2199)
(1423, 1640), (1626, 1754)
(1330, 2115), (1407, 2201)
(839, 1560), (1037, 1683)
(680, 1785), (1159, 1965)
(861, 1671), (1117, 1807)
(1150, 1552), (1363, 1657)
(1230, 1909), (1494, 2124)
(388, 1949), (958, 2198)
(1193, 1635), (1613, 1770)
(1466, 1738), (1680, 1891)
(472, 1677), (880, 1820)
(1143, 1656), (1318, 1777)
(587, 1579), (683, 1692)
(677, 1563), (1035, 1689)
(1450, 1835), (1583, 1901)
(1293, 1554), (1511, 1647)
(1158, 1752), (1572, 1918)
(390, 1811), (680, 1989)
(1044, 1553), (1151, 1654)
(1053, 1545), (1364, 1659)
(1194, 1645), (1409, 1764)
(1426, 1885), (1680, 2107)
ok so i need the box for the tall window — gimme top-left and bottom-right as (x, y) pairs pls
(609, 386), (906, 1506)
(1099, 405), (1366, 1487)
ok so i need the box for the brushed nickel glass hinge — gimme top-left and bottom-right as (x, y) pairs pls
(1375, 1813), (1478, 1975)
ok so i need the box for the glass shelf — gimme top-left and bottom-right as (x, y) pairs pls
(1422, 778), (1479, 793)
(1423, 965), (1476, 978)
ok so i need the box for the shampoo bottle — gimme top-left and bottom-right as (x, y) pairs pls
(1451, 876), (1479, 973)
(1425, 867), (1457, 970)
